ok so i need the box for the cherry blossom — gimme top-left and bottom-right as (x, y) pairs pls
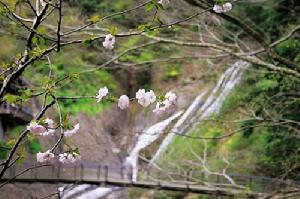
(118, 95), (130, 110)
(213, 2), (232, 13)
(27, 118), (56, 136)
(58, 152), (81, 164)
(223, 2), (233, 12)
(27, 121), (47, 135)
(213, 4), (223, 13)
(41, 129), (55, 136)
(158, 0), (170, 7)
(36, 150), (54, 163)
(153, 91), (177, 114)
(164, 91), (177, 106)
(64, 123), (80, 137)
(136, 89), (156, 107)
(96, 87), (109, 102)
(147, 90), (156, 104)
(40, 0), (46, 7)
(44, 118), (54, 128)
(102, 34), (115, 50)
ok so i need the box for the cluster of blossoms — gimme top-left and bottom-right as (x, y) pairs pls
(37, 151), (81, 164)
(135, 89), (156, 107)
(213, 2), (232, 13)
(27, 118), (55, 136)
(34, 85), (177, 163)
(153, 91), (177, 114)
(58, 152), (81, 164)
(96, 87), (176, 114)
(37, 150), (54, 163)
(64, 123), (80, 137)
(27, 118), (81, 163)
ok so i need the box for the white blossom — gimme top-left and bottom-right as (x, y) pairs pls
(42, 129), (55, 136)
(213, 4), (223, 13)
(223, 2), (232, 12)
(96, 86), (109, 102)
(59, 152), (81, 164)
(158, 0), (170, 7)
(102, 34), (115, 50)
(136, 89), (156, 107)
(27, 119), (55, 136)
(44, 118), (54, 128)
(147, 90), (156, 104)
(213, 2), (233, 13)
(153, 91), (177, 114)
(40, 118), (56, 136)
(36, 150), (54, 163)
(118, 95), (130, 110)
(64, 123), (80, 137)
(164, 91), (177, 106)
(40, 0), (46, 7)
(27, 121), (47, 135)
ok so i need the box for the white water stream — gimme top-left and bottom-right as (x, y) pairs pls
(124, 111), (183, 181)
(150, 60), (249, 163)
(61, 60), (249, 198)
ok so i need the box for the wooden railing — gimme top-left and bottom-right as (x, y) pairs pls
(1, 162), (299, 197)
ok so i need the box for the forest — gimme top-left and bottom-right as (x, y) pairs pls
(0, 0), (299, 198)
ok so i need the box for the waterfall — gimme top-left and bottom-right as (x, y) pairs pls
(124, 111), (183, 181)
(150, 60), (249, 164)
(149, 90), (208, 164)
(76, 187), (120, 199)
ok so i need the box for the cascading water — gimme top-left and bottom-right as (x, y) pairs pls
(149, 90), (208, 164)
(124, 111), (183, 181)
(150, 60), (249, 163)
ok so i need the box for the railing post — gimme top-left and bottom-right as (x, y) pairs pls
(57, 164), (61, 182)
(80, 163), (84, 182)
(51, 164), (55, 181)
(104, 165), (108, 183)
(121, 165), (124, 179)
(74, 164), (77, 181)
(97, 165), (101, 180)
(34, 163), (38, 180)
(9, 164), (15, 180)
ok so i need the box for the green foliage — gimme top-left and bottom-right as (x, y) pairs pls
(26, 47), (117, 115)
(255, 79), (278, 92)
(72, 0), (101, 14)
(275, 39), (300, 62)
(160, 121), (223, 170)
(3, 89), (32, 105)
(10, 125), (24, 137)
(0, 141), (10, 160)
(219, 37), (300, 178)
(259, 133), (300, 179)
(71, 0), (136, 25)
(55, 69), (116, 115)
(28, 138), (42, 154)
(228, 0), (299, 41)
(163, 63), (181, 80)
